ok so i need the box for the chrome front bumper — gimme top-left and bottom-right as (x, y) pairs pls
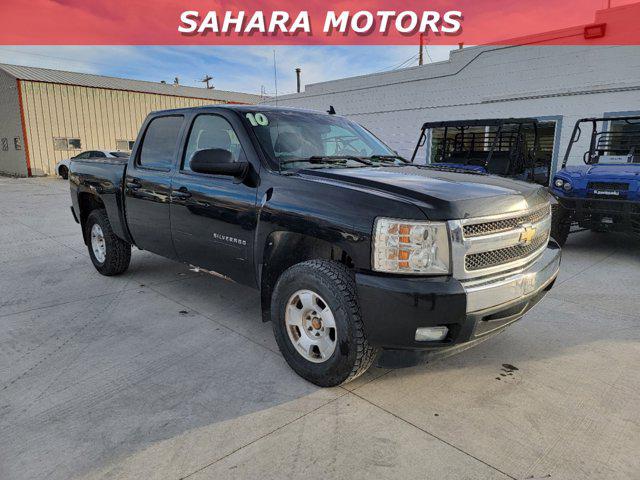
(461, 241), (561, 314)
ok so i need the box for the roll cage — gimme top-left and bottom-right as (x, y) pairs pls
(561, 116), (640, 168)
(411, 118), (547, 184)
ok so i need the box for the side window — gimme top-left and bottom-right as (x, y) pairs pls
(93, 151), (106, 158)
(75, 151), (91, 159)
(183, 115), (244, 172)
(139, 116), (184, 169)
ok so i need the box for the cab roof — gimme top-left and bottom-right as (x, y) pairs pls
(149, 104), (331, 117)
(421, 118), (539, 130)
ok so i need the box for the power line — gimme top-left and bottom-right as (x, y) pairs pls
(424, 46), (433, 64)
(378, 53), (419, 73)
(0, 47), (120, 69)
(392, 53), (420, 70)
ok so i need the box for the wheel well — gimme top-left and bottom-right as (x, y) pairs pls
(78, 192), (105, 244)
(260, 231), (354, 322)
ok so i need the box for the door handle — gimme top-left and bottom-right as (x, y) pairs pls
(172, 187), (192, 199)
(126, 179), (141, 189)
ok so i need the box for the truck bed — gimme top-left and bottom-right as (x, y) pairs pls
(69, 158), (129, 242)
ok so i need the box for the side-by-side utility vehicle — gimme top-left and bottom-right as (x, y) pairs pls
(69, 106), (561, 386)
(551, 116), (640, 245)
(413, 118), (552, 186)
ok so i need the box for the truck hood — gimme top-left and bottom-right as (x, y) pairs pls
(300, 165), (549, 220)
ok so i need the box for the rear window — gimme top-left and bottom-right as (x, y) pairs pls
(138, 116), (183, 169)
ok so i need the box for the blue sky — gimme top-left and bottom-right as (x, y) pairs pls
(0, 46), (455, 95)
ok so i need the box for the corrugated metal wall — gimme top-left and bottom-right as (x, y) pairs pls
(20, 81), (224, 175)
(0, 70), (27, 176)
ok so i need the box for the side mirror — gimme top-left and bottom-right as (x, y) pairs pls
(190, 148), (249, 178)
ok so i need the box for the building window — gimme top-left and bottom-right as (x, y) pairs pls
(14, 137), (22, 150)
(116, 139), (135, 151)
(1, 138), (8, 151)
(54, 137), (82, 150)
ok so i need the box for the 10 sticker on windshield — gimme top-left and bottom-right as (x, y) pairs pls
(246, 112), (269, 126)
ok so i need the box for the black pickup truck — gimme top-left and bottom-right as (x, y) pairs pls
(69, 105), (561, 387)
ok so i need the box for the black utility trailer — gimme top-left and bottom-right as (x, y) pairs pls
(411, 118), (552, 186)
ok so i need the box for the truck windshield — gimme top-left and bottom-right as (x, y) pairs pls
(242, 110), (402, 169)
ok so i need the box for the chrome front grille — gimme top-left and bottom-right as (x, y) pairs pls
(463, 204), (550, 237)
(448, 202), (552, 280)
(465, 233), (548, 271)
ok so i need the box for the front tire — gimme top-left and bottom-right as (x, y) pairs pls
(58, 165), (68, 180)
(551, 203), (570, 246)
(85, 209), (131, 276)
(271, 260), (378, 387)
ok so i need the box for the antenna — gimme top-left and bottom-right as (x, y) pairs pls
(201, 75), (213, 89)
(273, 49), (278, 106)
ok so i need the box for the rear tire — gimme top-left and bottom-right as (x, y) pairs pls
(271, 260), (378, 387)
(85, 209), (131, 276)
(59, 166), (68, 180)
(551, 203), (570, 246)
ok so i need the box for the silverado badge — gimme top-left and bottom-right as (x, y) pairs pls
(519, 224), (536, 246)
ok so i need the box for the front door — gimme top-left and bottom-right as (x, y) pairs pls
(170, 112), (259, 286)
(124, 114), (184, 259)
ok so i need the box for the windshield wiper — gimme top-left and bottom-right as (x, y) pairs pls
(280, 155), (373, 166)
(368, 154), (409, 164)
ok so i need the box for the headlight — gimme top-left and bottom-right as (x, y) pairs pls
(554, 178), (564, 188)
(563, 181), (572, 191)
(373, 218), (450, 274)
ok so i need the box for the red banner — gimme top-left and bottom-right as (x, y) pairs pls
(2, 0), (640, 45)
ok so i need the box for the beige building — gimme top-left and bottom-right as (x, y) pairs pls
(0, 64), (262, 177)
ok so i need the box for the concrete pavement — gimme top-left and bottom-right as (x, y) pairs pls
(0, 177), (638, 480)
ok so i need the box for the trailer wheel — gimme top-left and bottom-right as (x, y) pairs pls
(551, 203), (570, 246)
(271, 259), (378, 387)
(85, 209), (131, 276)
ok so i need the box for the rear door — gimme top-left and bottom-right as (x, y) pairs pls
(124, 115), (184, 259)
(170, 111), (259, 286)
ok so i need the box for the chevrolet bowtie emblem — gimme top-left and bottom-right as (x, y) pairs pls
(519, 224), (536, 246)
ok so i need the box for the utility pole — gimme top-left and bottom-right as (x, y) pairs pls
(295, 67), (301, 93)
(273, 49), (278, 105)
(201, 75), (213, 89)
(418, 33), (424, 66)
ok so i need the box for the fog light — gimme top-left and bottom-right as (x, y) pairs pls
(415, 326), (448, 342)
